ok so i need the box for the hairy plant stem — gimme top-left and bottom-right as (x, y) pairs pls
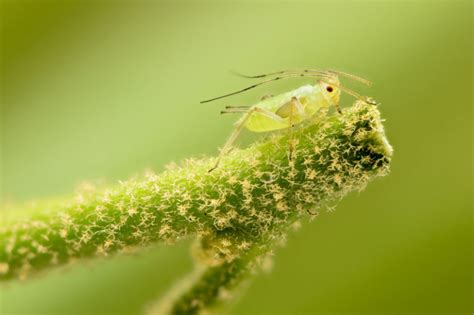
(0, 100), (392, 314)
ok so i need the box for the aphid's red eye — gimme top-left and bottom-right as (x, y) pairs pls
(326, 86), (334, 93)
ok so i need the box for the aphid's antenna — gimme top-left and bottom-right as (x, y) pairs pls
(233, 69), (372, 86)
(200, 73), (333, 103)
(339, 84), (364, 100)
(327, 69), (372, 86)
(231, 69), (331, 79)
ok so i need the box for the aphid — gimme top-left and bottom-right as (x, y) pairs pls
(202, 69), (373, 172)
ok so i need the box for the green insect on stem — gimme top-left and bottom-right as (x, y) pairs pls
(204, 69), (372, 172)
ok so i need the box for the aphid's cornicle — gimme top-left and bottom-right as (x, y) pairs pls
(203, 69), (373, 172)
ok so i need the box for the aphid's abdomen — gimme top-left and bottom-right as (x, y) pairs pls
(245, 113), (289, 132)
(244, 84), (326, 132)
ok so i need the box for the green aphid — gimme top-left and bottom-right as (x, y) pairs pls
(202, 69), (374, 172)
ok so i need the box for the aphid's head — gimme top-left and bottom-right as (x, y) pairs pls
(320, 77), (341, 105)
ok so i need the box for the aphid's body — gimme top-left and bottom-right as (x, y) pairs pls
(202, 69), (371, 172)
(244, 82), (340, 132)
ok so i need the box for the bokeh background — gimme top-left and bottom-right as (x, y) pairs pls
(1, 1), (472, 314)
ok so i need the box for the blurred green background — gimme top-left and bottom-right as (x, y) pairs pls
(0, 1), (472, 314)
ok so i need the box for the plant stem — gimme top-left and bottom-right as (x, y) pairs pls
(0, 100), (392, 314)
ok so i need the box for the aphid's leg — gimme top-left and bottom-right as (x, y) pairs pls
(273, 96), (307, 161)
(209, 107), (286, 173)
(287, 96), (306, 161)
(335, 102), (342, 115)
(292, 96), (307, 117)
(287, 102), (295, 161)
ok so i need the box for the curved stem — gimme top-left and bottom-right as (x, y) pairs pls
(0, 100), (392, 296)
